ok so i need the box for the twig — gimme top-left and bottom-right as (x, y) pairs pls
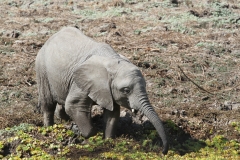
(178, 65), (214, 95)
(25, 80), (32, 86)
(129, 47), (161, 52)
(28, 1), (34, 7)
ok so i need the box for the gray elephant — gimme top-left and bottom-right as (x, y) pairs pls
(35, 27), (169, 154)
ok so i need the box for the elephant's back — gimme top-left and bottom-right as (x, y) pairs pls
(36, 27), (96, 102)
(38, 27), (97, 70)
(44, 27), (96, 60)
(35, 27), (120, 103)
(37, 26), (119, 65)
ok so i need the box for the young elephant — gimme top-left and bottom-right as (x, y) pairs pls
(35, 27), (169, 154)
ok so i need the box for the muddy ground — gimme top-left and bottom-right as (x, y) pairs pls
(0, 0), (240, 158)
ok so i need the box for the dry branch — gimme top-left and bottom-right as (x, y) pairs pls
(178, 65), (214, 95)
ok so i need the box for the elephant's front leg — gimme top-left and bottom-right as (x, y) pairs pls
(103, 104), (120, 138)
(65, 87), (97, 138)
(55, 104), (71, 121)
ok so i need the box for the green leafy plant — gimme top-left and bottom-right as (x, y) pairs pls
(0, 122), (240, 159)
(231, 122), (240, 133)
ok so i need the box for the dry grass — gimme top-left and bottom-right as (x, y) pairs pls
(0, 0), (240, 158)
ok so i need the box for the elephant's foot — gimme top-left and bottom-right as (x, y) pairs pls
(80, 127), (97, 138)
(44, 112), (54, 126)
(81, 139), (89, 145)
(68, 110), (97, 138)
(41, 101), (57, 126)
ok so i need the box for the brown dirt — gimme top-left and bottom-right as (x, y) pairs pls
(0, 0), (240, 158)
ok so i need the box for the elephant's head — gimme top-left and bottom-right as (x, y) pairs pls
(73, 55), (169, 154)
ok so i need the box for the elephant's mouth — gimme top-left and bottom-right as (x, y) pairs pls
(114, 97), (130, 109)
(121, 99), (131, 109)
(127, 99), (130, 106)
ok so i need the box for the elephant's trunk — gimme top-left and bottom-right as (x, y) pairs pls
(137, 97), (169, 155)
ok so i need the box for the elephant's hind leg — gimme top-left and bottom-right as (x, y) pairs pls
(42, 102), (57, 126)
(37, 73), (56, 126)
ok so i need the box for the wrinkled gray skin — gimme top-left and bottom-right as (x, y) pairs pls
(35, 27), (169, 154)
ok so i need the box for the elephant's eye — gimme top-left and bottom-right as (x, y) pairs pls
(121, 87), (130, 95)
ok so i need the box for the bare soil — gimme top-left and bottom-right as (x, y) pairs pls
(0, 0), (240, 158)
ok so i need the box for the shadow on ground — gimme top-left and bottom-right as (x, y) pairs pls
(86, 108), (206, 156)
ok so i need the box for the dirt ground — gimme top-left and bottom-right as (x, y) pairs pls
(0, 0), (240, 158)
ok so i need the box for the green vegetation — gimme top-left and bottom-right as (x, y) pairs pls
(159, 1), (240, 34)
(0, 124), (239, 159)
(0, 47), (14, 55)
(37, 17), (55, 23)
(231, 122), (240, 133)
(161, 12), (198, 34)
(73, 7), (131, 20)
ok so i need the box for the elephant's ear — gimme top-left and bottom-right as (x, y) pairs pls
(73, 55), (114, 111)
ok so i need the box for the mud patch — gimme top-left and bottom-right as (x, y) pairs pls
(1, 140), (21, 157)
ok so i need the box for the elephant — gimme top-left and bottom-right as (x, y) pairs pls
(35, 27), (169, 155)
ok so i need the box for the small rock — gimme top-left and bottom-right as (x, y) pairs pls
(132, 111), (144, 125)
(132, 116), (141, 124)
(120, 110), (132, 124)
(120, 110), (128, 117)
(91, 105), (103, 116)
(141, 115), (149, 122)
